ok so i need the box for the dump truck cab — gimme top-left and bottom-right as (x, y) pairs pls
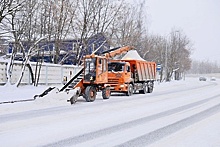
(108, 61), (133, 94)
(107, 58), (156, 96)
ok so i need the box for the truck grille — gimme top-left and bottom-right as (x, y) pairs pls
(108, 78), (119, 84)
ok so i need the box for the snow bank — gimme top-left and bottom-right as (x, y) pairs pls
(0, 84), (74, 114)
(34, 87), (80, 106)
(0, 84), (48, 102)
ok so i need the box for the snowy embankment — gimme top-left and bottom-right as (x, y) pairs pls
(0, 83), (74, 114)
(0, 76), (220, 147)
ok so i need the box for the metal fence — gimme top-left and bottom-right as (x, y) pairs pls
(0, 60), (82, 85)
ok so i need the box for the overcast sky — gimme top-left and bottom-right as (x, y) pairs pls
(144, 0), (220, 64)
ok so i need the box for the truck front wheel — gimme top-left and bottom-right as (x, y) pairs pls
(126, 84), (134, 96)
(102, 87), (111, 99)
(85, 86), (97, 102)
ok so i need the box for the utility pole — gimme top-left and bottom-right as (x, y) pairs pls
(165, 42), (168, 81)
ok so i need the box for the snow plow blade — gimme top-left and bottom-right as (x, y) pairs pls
(67, 87), (81, 104)
(34, 87), (56, 99)
(34, 87), (81, 105)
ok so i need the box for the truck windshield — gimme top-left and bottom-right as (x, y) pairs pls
(108, 62), (125, 72)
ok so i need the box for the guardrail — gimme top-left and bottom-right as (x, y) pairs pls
(0, 60), (82, 85)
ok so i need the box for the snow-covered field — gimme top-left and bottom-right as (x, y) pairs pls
(0, 76), (220, 147)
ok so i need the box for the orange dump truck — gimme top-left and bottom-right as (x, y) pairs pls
(108, 58), (156, 95)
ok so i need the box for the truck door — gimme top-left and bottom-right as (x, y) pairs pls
(124, 64), (131, 83)
(96, 57), (108, 83)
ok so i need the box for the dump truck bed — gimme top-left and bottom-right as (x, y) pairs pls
(122, 59), (156, 82)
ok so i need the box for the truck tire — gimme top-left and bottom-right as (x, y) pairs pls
(126, 84), (134, 96)
(84, 86), (97, 102)
(139, 83), (147, 94)
(102, 87), (111, 99)
(147, 82), (154, 93)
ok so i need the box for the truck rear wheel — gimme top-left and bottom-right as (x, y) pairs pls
(126, 84), (133, 96)
(85, 86), (97, 102)
(139, 83), (147, 94)
(102, 87), (111, 99)
(147, 82), (154, 93)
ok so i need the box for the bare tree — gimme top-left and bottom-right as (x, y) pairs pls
(0, 0), (193, 85)
(70, 0), (125, 64)
(16, 37), (47, 87)
(139, 29), (192, 82)
(165, 29), (192, 81)
(0, 0), (25, 23)
(189, 60), (220, 74)
(37, 0), (77, 63)
(141, 35), (167, 81)
(1, 0), (45, 85)
(109, 2), (145, 48)
(1, 0), (27, 85)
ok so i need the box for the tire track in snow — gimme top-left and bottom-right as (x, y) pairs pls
(43, 94), (220, 147)
(118, 103), (220, 147)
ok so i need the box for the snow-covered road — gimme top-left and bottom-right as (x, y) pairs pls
(0, 77), (220, 147)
